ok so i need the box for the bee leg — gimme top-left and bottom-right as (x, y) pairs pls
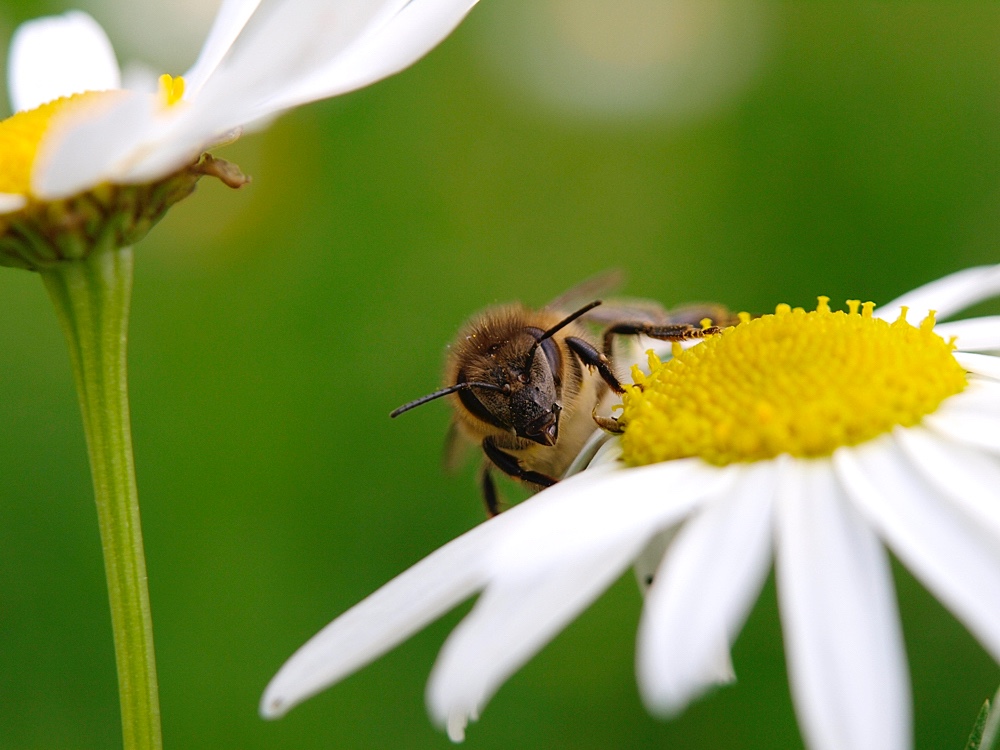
(602, 322), (721, 359)
(592, 411), (624, 434)
(565, 336), (626, 394)
(480, 465), (502, 518)
(482, 438), (558, 489)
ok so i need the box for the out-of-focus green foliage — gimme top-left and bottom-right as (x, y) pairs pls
(0, 1), (998, 748)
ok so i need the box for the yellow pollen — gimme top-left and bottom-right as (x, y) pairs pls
(0, 91), (120, 196)
(158, 75), (186, 107)
(619, 298), (968, 467)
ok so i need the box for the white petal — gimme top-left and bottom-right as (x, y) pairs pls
(114, 121), (226, 185)
(775, 458), (910, 750)
(0, 194), (27, 213)
(183, 0), (263, 96)
(259, 0), (480, 115)
(638, 462), (776, 715)
(426, 536), (645, 741)
(8, 11), (120, 113)
(937, 317), (1000, 352)
(924, 380), (1000, 418)
(119, 0), (410, 178)
(32, 92), (157, 199)
(122, 0), (482, 181)
(924, 404), (1000, 456)
(487, 459), (735, 575)
(895, 426), (1000, 541)
(561, 428), (612, 478)
(192, 0), (410, 130)
(945, 379), (1000, 412)
(877, 265), (1000, 323)
(633, 526), (675, 595)
(260, 518), (508, 719)
(587, 436), (625, 469)
(954, 352), (1000, 381)
(835, 438), (1000, 660)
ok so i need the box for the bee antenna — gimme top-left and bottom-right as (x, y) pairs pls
(390, 381), (506, 418)
(525, 300), (603, 366)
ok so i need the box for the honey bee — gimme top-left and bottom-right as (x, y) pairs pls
(391, 273), (735, 516)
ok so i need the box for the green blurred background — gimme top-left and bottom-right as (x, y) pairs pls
(0, 0), (999, 747)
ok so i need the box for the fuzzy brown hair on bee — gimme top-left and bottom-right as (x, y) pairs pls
(390, 273), (734, 517)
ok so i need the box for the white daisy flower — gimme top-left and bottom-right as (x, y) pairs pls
(0, 0), (478, 269)
(261, 264), (1000, 750)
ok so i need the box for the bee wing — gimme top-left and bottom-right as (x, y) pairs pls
(583, 300), (740, 328)
(544, 270), (700, 327)
(442, 421), (476, 474)
(575, 297), (670, 326)
(545, 269), (627, 312)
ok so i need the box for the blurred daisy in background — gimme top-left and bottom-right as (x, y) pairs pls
(0, 0), (480, 268)
(262, 263), (1000, 750)
(0, 3), (484, 748)
(474, 0), (772, 126)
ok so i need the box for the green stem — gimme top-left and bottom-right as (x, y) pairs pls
(41, 245), (162, 750)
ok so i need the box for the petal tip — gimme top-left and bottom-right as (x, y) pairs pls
(258, 686), (292, 720)
(446, 712), (468, 743)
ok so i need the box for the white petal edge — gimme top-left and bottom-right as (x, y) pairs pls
(944, 379), (1000, 411)
(260, 517), (510, 719)
(486, 458), (736, 575)
(922, 380), (1000, 419)
(954, 352), (1000, 381)
(923, 401), (1000, 456)
(835, 437), (1000, 661)
(8, 11), (120, 113)
(638, 461), (776, 716)
(182, 0), (263, 97)
(877, 264), (1000, 323)
(938, 317), (1000, 353)
(426, 536), (647, 742)
(259, 0), (480, 116)
(775, 457), (910, 750)
(189, 0), (412, 133)
(0, 194), (27, 214)
(895, 426), (1000, 541)
(562, 427), (613, 478)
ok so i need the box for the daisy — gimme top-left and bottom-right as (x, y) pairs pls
(0, 4), (480, 748)
(261, 263), (1000, 750)
(0, 0), (479, 268)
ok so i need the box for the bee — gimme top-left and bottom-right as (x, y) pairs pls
(391, 273), (735, 516)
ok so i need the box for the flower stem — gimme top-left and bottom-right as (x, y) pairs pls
(40, 245), (162, 750)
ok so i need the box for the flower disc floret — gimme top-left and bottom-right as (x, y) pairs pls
(620, 298), (968, 466)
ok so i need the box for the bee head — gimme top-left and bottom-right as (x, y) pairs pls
(390, 300), (602, 449)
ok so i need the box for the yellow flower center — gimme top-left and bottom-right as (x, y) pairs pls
(619, 298), (968, 466)
(0, 76), (186, 198)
